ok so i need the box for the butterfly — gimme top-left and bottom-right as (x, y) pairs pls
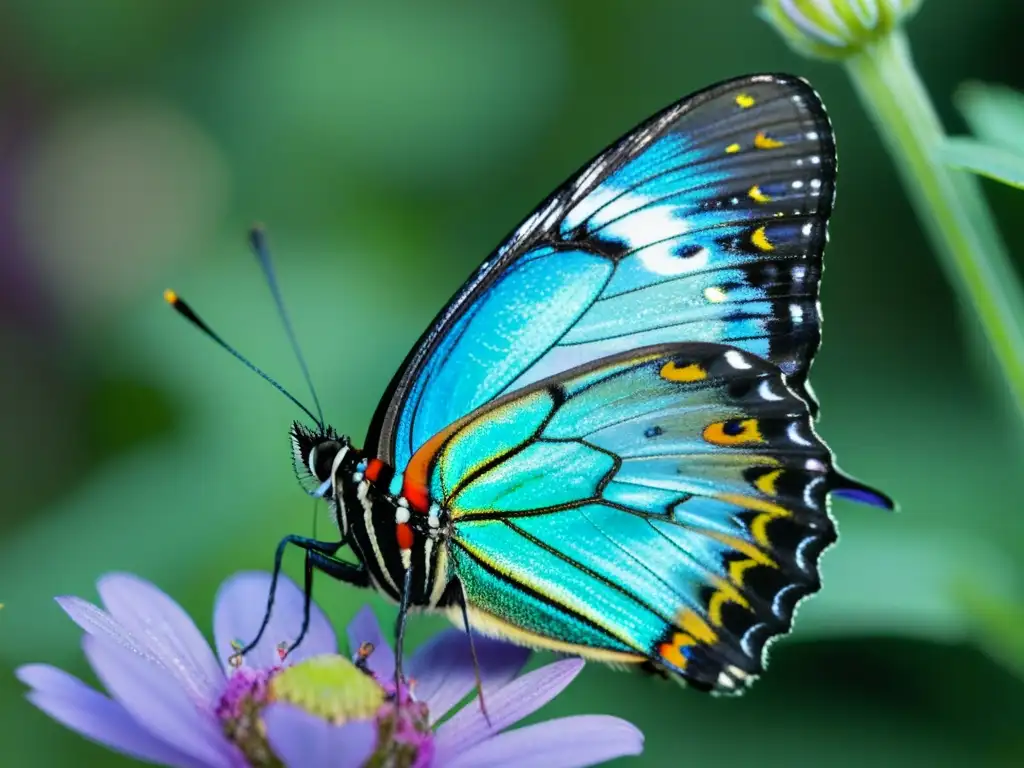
(170, 73), (894, 694)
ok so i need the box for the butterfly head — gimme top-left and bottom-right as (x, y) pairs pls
(290, 422), (356, 497)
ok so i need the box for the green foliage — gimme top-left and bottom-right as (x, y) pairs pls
(953, 583), (1024, 682)
(840, 30), (1024, 429)
(956, 82), (1024, 155)
(938, 138), (1024, 190)
(942, 83), (1024, 190)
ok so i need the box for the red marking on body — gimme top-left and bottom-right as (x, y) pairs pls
(402, 479), (431, 514)
(364, 459), (386, 484)
(396, 522), (414, 551)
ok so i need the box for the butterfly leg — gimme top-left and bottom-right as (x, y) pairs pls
(284, 547), (370, 658)
(393, 565), (414, 698)
(455, 579), (491, 724)
(239, 534), (368, 661)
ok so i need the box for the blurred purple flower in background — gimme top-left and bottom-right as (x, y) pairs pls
(16, 572), (643, 767)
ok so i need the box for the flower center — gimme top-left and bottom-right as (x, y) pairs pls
(215, 640), (436, 768)
(215, 646), (283, 768)
(372, 681), (434, 768)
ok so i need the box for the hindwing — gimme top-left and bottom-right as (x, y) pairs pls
(398, 344), (891, 693)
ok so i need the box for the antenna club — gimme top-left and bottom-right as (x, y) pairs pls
(164, 289), (179, 305)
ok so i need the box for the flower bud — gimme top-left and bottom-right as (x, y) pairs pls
(759, 0), (922, 59)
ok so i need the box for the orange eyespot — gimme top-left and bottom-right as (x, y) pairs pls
(659, 641), (688, 669)
(703, 419), (764, 446)
(660, 361), (707, 382)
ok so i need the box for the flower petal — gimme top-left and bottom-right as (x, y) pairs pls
(97, 572), (224, 706)
(17, 664), (207, 768)
(434, 658), (584, 762)
(263, 703), (377, 768)
(445, 715), (644, 768)
(345, 605), (395, 681)
(407, 630), (530, 722)
(56, 595), (161, 662)
(213, 571), (336, 671)
(83, 634), (238, 768)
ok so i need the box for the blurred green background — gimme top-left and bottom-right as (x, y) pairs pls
(2, 1), (1023, 765)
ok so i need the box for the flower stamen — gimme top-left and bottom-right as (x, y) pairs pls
(355, 640), (375, 674)
(229, 638), (245, 669)
(217, 663), (281, 768)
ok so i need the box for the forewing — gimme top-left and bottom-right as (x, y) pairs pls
(368, 73), (837, 473)
(403, 344), (891, 693)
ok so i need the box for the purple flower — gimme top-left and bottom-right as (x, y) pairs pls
(17, 572), (644, 767)
(339, 605), (643, 767)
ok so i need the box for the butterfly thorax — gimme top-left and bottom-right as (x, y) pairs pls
(290, 422), (451, 608)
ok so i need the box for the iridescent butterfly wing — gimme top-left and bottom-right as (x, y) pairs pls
(400, 343), (886, 692)
(365, 74), (893, 691)
(369, 73), (842, 474)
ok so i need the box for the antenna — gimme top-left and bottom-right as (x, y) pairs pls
(248, 226), (325, 428)
(164, 289), (323, 428)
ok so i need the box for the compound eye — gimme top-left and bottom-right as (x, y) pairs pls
(308, 440), (341, 482)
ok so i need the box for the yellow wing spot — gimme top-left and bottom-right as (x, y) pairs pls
(751, 225), (774, 252)
(660, 361), (707, 382)
(717, 492), (789, 518)
(728, 557), (762, 587)
(754, 131), (785, 149)
(725, 142), (741, 154)
(755, 468), (784, 497)
(707, 578), (750, 626)
(736, 93), (756, 109)
(750, 506), (791, 547)
(748, 185), (772, 203)
(704, 286), (727, 303)
(680, 609), (718, 644)
(703, 419), (764, 446)
(702, 529), (777, 568)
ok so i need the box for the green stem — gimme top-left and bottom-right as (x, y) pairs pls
(845, 30), (1024, 423)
